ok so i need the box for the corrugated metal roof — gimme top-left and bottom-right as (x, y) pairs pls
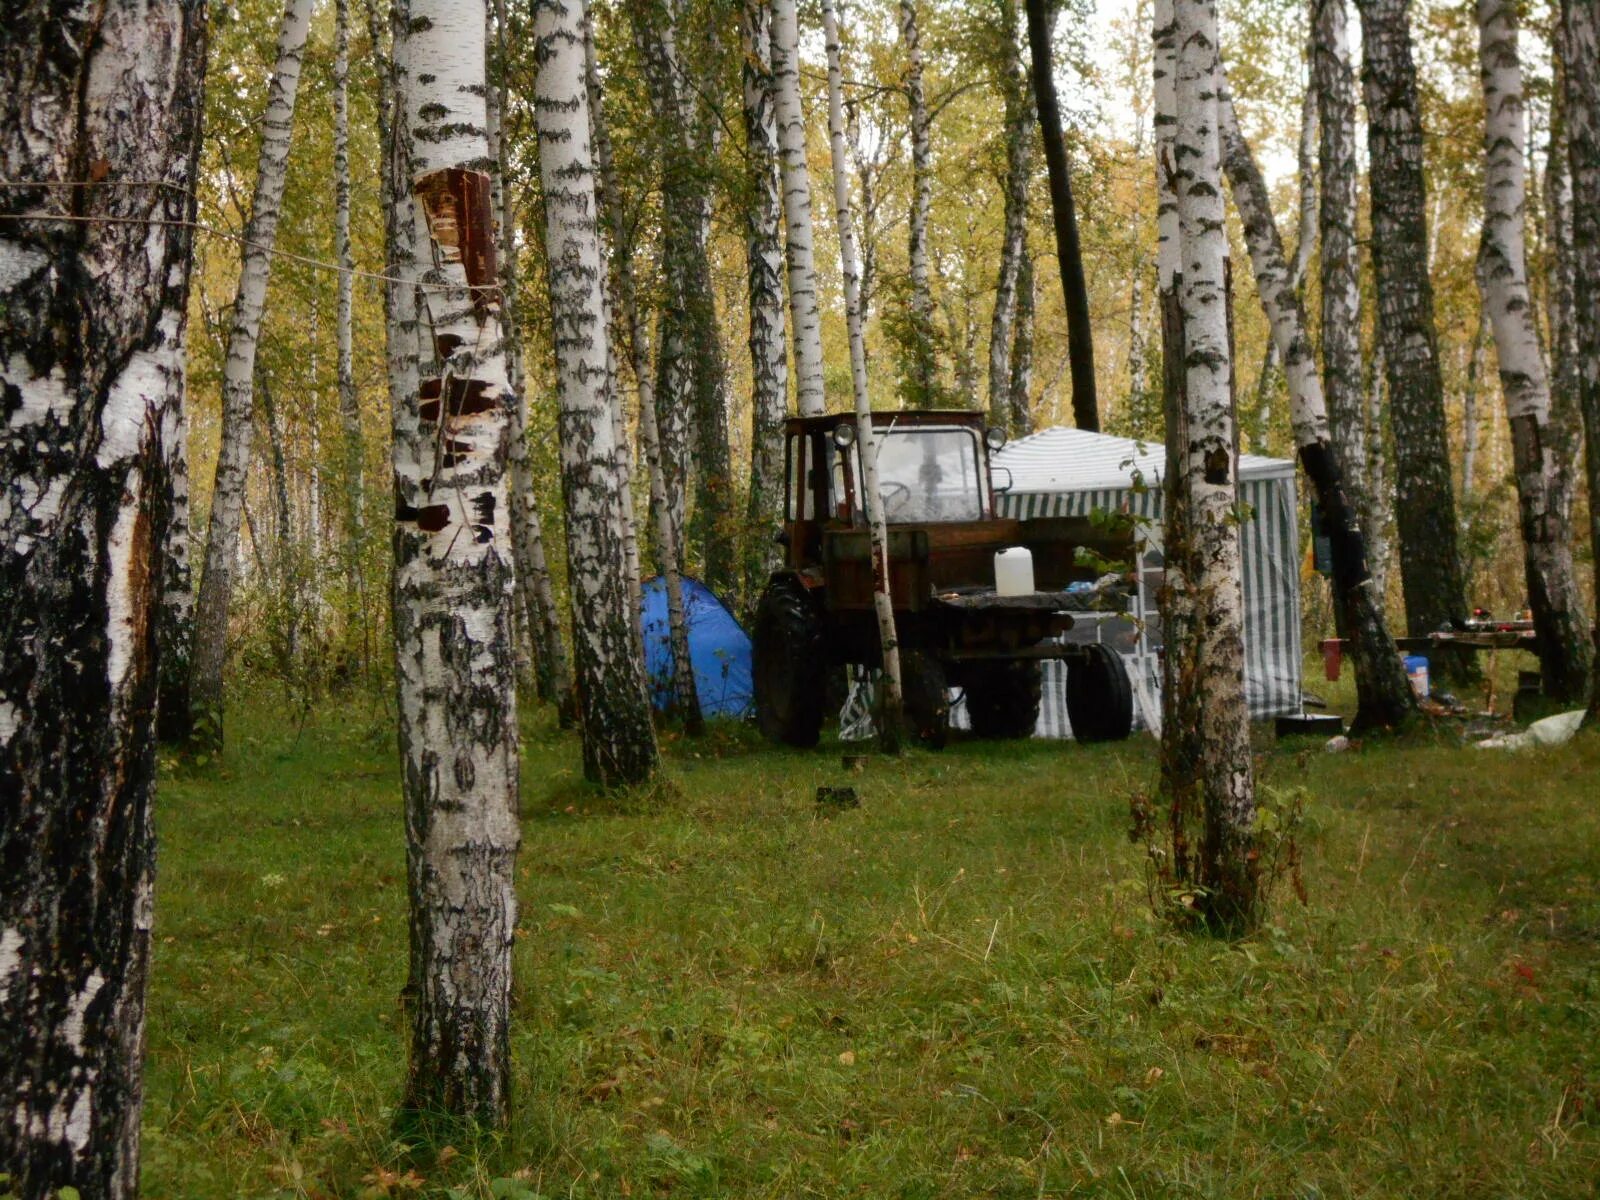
(992, 426), (1295, 494)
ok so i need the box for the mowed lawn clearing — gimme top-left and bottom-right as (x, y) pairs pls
(140, 688), (1600, 1199)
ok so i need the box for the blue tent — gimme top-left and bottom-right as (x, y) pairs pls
(639, 576), (754, 718)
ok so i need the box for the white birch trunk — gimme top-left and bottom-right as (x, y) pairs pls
(1219, 75), (1417, 731)
(772, 0), (827, 415)
(743, 0), (793, 604)
(901, 0), (938, 404)
(1171, 0), (1257, 929)
(0, 1), (205, 1193)
(823, 0), (905, 752)
(489, 0), (572, 717)
(391, 0), (521, 1124)
(534, 0), (661, 783)
(1476, 0), (1591, 699)
(188, 0), (314, 746)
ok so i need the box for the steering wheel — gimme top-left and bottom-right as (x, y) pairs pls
(879, 480), (912, 519)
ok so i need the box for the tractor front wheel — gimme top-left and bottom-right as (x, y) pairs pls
(962, 660), (1042, 739)
(752, 576), (826, 747)
(1065, 643), (1133, 742)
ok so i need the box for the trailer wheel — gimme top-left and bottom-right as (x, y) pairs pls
(1065, 643), (1133, 742)
(753, 576), (826, 747)
(963, 661), (1042, 739)
(901, 651), (949, 750)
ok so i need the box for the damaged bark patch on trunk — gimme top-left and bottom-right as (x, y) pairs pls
(415, 166), (501, 311)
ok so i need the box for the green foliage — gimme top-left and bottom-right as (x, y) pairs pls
(141, 682), (1600, 1197)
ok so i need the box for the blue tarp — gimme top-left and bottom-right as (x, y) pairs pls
(639, 576), (754, 718)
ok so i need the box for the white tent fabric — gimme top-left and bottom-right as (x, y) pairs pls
(993, 427), (1302, 728)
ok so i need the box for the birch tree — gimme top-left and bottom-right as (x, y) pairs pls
(988, 0), (1036, 435)
(900, 0), (939, 405)
(1355, 0), (1474, 682)
(1559, 0), (1600, 722)
(1152, 0), (1203, 835)
(773, 0), (827, 416)
(535, 0), (661, 784)
(824, 0), (905, 753)
(0, 1), (205, 1193)
(335, 0), (361, 571)
(1475, 0), (1590, 701)
(189, 0), (315, 747)
(491, 0), (573, 718)
(1312, 0), (1374, 572)
(1219, 76), (1417, 733)
(1024, 0), (1099, 432)
(587, 9), (704, 733)
(1167, 0), (1258, 931)
(390, 0), (521, 1124)
(156, 409), (195, 744)
(743, 0), (793, 601)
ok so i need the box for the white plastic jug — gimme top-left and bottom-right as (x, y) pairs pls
(994, 546), (1034, 596)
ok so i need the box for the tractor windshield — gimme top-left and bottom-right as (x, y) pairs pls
(864, 424), (986, 523)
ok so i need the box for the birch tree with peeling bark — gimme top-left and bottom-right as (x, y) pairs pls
(0, 1), (206, 1193)
(390, 0), (521, 1125)
(1558, 0), (1600, 722)
(189, 0), (314, 748)
(823, 0), (905, 754)
(1167, 0), (1258, 931)
(535, 0), (661, 783)
(586, 9), (704, 733)
(900, 0), (939, 405)
(1475, 0), (1590, 702)
(773, 0), (827, 416)
(743, 0), (793, 603)
(1218, 75), (1417, 733)
(1355, 0), (1474, 682)
(989, 0), (1036, 435)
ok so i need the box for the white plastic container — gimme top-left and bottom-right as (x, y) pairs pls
(994, 546), (1035, 596)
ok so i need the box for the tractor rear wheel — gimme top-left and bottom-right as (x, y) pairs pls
(752, 576), (826, 747)
(901, 651), (950, 750)
(1065, 643), (1133, 742)
(962, 660), (1042, 739)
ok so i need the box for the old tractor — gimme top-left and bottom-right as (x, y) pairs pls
(751, 410), (1135, 749)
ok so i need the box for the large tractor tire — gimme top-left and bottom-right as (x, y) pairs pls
(752, 576), (826, 747)
(900, 650), (950, 750)
(1065, 642), (1134, 742)
(963, 660), (1043, 739)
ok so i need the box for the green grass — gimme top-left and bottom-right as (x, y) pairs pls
(141, 672), (1600, 1198)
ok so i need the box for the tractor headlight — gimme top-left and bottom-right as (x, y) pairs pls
(984, 426), (1007, 452)
(832, 423), (857, 450)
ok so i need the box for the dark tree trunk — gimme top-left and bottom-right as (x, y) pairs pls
(1356, 0), (1475, 683)
(0, 2), (207, 1195)
(1024, 0), (1099, 432)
